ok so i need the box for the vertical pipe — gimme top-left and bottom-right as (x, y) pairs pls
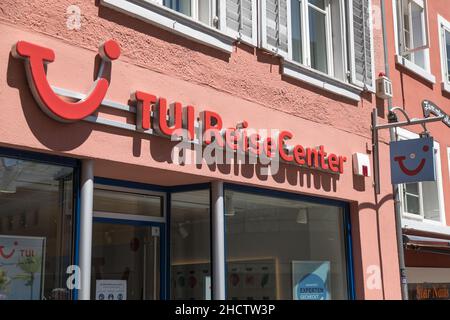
(211, 180), (226, 300)
(78, 159), (94, 300)
(380, 0), (409, 300)
(372, 108), (381, 195)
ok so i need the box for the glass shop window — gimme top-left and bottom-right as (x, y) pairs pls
(225, 190), (350, 300)
(93, 187), (163, 218)
(0, 156), (74, 300)
(170, 189), (211, 300)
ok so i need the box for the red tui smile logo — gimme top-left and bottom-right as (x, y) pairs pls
(0, 241), (18, 260)
(11, 40), (120, 122)
(394, 145), (430, 176)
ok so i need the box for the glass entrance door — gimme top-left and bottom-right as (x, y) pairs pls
(90, 183), (166, 300)
(91, 221), (161, 300)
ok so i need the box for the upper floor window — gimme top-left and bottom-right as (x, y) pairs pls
(160, 0), (216, 27)
(394, 0), (431, 72)
(438, 15), (450, 91)
(104, 0), (374, 95)
(291, 0), (331, 74)
(443, 29), (450, 82)
(149, 0), (258, 44)
(397, 129), (445, 225)
(263, 0), (375, 90)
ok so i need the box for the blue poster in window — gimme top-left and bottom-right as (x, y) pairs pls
(292, 261), (331, 300)
(390, 137), (436, 185)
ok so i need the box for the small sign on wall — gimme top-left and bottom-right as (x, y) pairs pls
(95, 280), (127, 300)
(353, 153), (371, 177)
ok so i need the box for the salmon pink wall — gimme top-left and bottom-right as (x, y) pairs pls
(0, 0), (401, 299)
(385, 0), (450, 227)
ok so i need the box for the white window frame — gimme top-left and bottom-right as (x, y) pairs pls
(281, 0), (376, 101)
(447, 147), (450, 202)
(396, 128), (446, 227)
(287, 0), (334, 79)
(149, 0), (217, 26)
(392, 0), (435, 83)
(100, 0), (236, 52)
(437, 15), (450, 93)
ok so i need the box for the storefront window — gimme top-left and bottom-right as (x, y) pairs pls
(225, 190), (349, 300)
(170, 189), (211, 300)
(0, 156), (74, 300)
(94, 187), (163, 218)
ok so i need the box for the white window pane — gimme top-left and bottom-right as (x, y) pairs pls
(309, 7), (328, 73)
(405, 193), (420, 215)
(405, 182), (419, 196)
(445, 30), (450, 82)
(330, 0), (345, 81)
(165, 0), (192, 17)
(402, 0), (411, 46)
(198, 0), (211, 25)
(422, 181), (440, 221)
(411, 1), (425, 68)
(291, 0), (302, 63)
(403, 183), (420, 215)
(309, 0), (325, 10)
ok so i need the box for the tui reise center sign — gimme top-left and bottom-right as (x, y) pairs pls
(12, 39), (347, 174)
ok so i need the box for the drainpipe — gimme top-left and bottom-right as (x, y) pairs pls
(380, 0), (409, 300)
(78, 159), (94, 300)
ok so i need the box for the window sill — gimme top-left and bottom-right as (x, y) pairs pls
(442, 81), (450, 94)
(282, 60), (362, 102)
(395, 55), (436, 84)
(100, 0), (235, 53)
(402, 216), (450, 236)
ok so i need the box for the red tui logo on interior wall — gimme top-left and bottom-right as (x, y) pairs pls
(12, 39), (120, 122)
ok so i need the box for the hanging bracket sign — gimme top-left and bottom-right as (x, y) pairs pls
(390, 137), (436, 185)
(422, 100), (450, 127)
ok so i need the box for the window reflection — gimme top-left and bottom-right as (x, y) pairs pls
(0, 157), (74, 300)
(225, 190), (349, 300)
(170, 190), (211, 300)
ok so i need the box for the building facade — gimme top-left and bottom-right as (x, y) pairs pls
(384, 0), (450, 300)
(0, 0), (402, 300)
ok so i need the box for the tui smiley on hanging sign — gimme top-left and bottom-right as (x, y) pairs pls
(390, 137), (436, 185)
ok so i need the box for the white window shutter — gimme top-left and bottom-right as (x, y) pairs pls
(348, 0), (375, 90)
(221, 0), (258, 46)
(260, 0), (290, 58)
